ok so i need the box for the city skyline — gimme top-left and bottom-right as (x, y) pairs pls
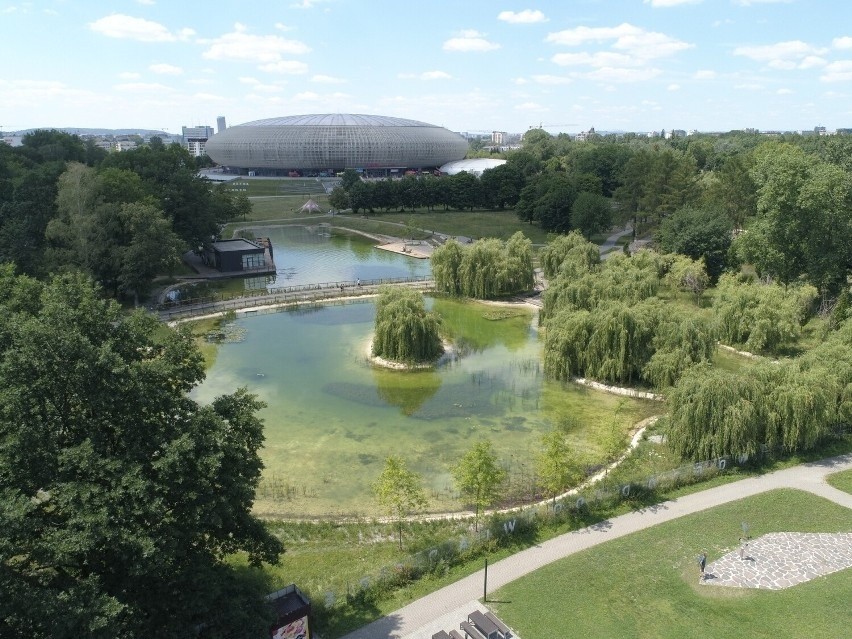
(2, 0), (852, 135)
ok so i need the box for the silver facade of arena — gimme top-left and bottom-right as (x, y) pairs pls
(204, 114), (469, 172)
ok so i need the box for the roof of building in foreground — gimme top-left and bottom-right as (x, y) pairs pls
(205, 113), (469, 171)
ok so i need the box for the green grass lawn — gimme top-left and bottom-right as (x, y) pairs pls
(827, 468), (852, 494)
(364, 210), (552, 243)
(489, 489), (852, 639)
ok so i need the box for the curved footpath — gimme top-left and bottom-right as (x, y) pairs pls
(341, 453), (852, 639)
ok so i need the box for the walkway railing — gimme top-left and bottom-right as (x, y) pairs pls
(158, 275), (433, 321)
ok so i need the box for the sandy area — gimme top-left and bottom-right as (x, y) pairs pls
(375, 240), (434, 259)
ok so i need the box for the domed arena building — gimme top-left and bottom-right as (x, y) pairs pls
(205, 114), (469, 177)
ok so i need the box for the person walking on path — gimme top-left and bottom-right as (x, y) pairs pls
(698, 552), (707, 581)
(739, 536), (749, 560)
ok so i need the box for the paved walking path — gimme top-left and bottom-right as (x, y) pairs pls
(341, 454), (852, 639)
(598, 224), (633, 259)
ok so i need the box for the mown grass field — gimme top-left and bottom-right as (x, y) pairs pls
(827, 468), (852, 494)
(489, 489), (852, 639)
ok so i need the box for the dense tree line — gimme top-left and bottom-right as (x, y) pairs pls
(668, 317), (852, 460)
(0, 269), (281, 638)
(0, 130), (249, 301)
(540, 237), (716, 390)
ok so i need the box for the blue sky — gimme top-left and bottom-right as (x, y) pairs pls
(2, 0), (852, 135)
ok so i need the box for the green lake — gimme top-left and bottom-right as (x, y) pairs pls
(193, 297), (656, 518)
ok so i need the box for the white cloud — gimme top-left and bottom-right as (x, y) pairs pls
(118, 71), (141, 80)
(497, 10), (547, 24)
(249, 83), (287, 93)
(668, 83), (681, 91)
(832, 36), (852, 50)
(398, 70), (452, 80)
(776, 88), (793, 94)
(202, 24), (310, 62)
(275, 22), (294, 31)
(546, 23), (692, 59)
(585, 67), (662, 82)
(693, 69), (717, 79)
(89, 14), (194, 42)
(733, 40), (825, 63)
(258, 60), (309, 74)
(443, 30), (500, 52)
(552, 51), (636, 68)
(311, 74), (346, 84)
(421, 70), (452, 80)
(239, 77), (259, 85)
(546, 23), (688, 85)
(798, 56), (826, 69)
(530, 74), (571, 85)
(149, 63), (183, 75)
(821, 60), (852, 83)
(0, 80), (99, 109)
(294, 91), (321, 100)
(114, 82), (173, 93)
(514, 101), (547, 111)
(192, 92), (225, 101)
(136, 0), (155, 5)
(513, 77), (529, 85)
(644, 0), (702, 6)
(733, 0), (792, 6)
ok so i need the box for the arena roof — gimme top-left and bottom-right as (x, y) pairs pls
(205, 113), (468, 172)
(240, 114), (438, 128)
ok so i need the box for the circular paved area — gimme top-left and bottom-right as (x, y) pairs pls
(703, 532), (852, 590)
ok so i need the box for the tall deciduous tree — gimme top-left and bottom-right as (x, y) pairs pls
(0, 272), (282, 638)
(452, 440), (507, 530)
(372, 456), (427, 550)
(536, 429), (580, 505)
(656, 206), (733, 282)
(570, 191), (612, 240)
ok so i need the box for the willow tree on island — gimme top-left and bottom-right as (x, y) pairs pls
(372, 286), (443, 363)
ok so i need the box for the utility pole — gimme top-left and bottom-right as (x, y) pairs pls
(483, 557), (488, 602)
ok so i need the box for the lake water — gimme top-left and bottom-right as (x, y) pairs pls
(252, 224), (430, 287)
(193, 298), (654, 518)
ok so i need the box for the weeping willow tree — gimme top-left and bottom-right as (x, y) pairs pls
(544, 298), (715, 388)
(372, 286), (443, 363)
(643, 313), (716, 389)
(713, 273), (818, 353)
(667, 360), (841, 460)
(431, 238), (464, 295)
(544, 300), (657, 385)
(430, 232), (534, 299)
(539, 231), (599, 279)
(541, 249), (661, 322)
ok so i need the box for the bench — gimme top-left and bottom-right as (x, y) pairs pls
(460, 621), (487, 639)
(468, 610), (501, 639)
(485, 611), (512, 638)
